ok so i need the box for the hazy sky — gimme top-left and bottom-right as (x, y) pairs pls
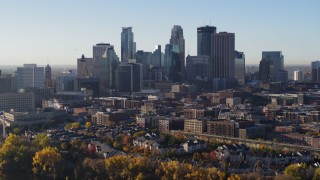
(0, 0), (319, 65)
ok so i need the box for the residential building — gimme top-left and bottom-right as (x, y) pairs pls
(184, 118), (207, 133)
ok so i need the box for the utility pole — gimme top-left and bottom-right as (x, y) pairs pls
(1, 111), (5, 138)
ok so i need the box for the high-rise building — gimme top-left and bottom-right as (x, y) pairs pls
(44, 64), (52, 88)
(149, 45), (164, 81)
(121, 27), (136, 62)
(0, 74), (17, 94)
(235, 51), (245, 84)
(115, 62), (143, 92)
(197, 25), (216, 57)
(293, 70), (304, 81)
(93, 43), (112, 59)
(186, 55), (211, 82)
(259, 58), (271, 82)
(77, 54), (94, 79)
(311, 61), (320, 82)
(211, 32), (235, 78)
(135, 50), (152, 80)
(169, 25), (185, 82)
(92, 43), (119, 91)
(0, 92), (34, 111)
(56, 70), (77, 92)
(16, 64), (44, 90)
(163, 44), (173, 80)
(262, 51), (286, 82)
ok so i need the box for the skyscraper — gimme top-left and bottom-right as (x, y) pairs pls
(259, 58), (271, 82)
(235, 51), (245, 84)
(211, 32), (235, 78)
(169, 25), (185, 82)
(262, 51), (286, 82)
(197, 25), (216, 57)
(121, 27), (136, 62)
(186, 55), (211, 82)
(293, 70), (304, 81)
(115, 62), (142, 92)
(311, 60), (320, 82)
(16, 64), (44, 90)
(44, 64), (52, 88)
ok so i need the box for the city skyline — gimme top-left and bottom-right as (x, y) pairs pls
(0, 0), (319, 65)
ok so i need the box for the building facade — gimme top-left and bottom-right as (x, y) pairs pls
(121, 27), (136, 62)
(16, 64), (44, 90)
(197, 25), (216, 57)
(169, 25), (185, 82)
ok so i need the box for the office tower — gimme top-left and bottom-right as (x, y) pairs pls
(92, 43), (119, 91)
(16, 64), (45, 90)
(150, 45), (163, 67)
(186, 55), (211, 82)
(77, 54), (94, 78)
(121, 27), (136, 62)
(44, 64), (52, 88)
(56, 70), (77, 92)
(259, 58), (271, 82)
(163, 44), (173, 80)
(293, 70), (304, 81)
(211, 32), (235, 78)
(135, 50), (152, 80)
(115, 63), (143, 92)
(262, 51), (286, 82)
(235, 51), (245, 84)
(197, 25), (216, 57)
(311, 61), (320, 82)
(93, 43), (112, 59)
(0, 74), (17, 94)
(169, 25), (185, 82)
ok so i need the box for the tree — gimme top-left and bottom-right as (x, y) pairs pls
(32, 147), (62, 176)
(32, 133), (50, 149)
(0, 134), (32, 171)
(12, 127), (21, 134)
(133, 131), (147, 139)
(284, 163), (307, 180)
(313, 167), (320, 180)
(123, 135), (132, 145)
(85, 122), (92, 128)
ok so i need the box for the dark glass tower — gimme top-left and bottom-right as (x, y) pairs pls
(197, 26), (216, 57)
(169, 25), (185, 82)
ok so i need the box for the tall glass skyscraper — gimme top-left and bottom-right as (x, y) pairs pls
(121, 27), (136, 62)
(197, 25), (216, 57)
(169, 25), (185, 82)
(234, 51), (245, 84)
(262, 51), (285, 82)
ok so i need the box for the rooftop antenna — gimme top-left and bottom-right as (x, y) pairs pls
(210, 18), (212, 25)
